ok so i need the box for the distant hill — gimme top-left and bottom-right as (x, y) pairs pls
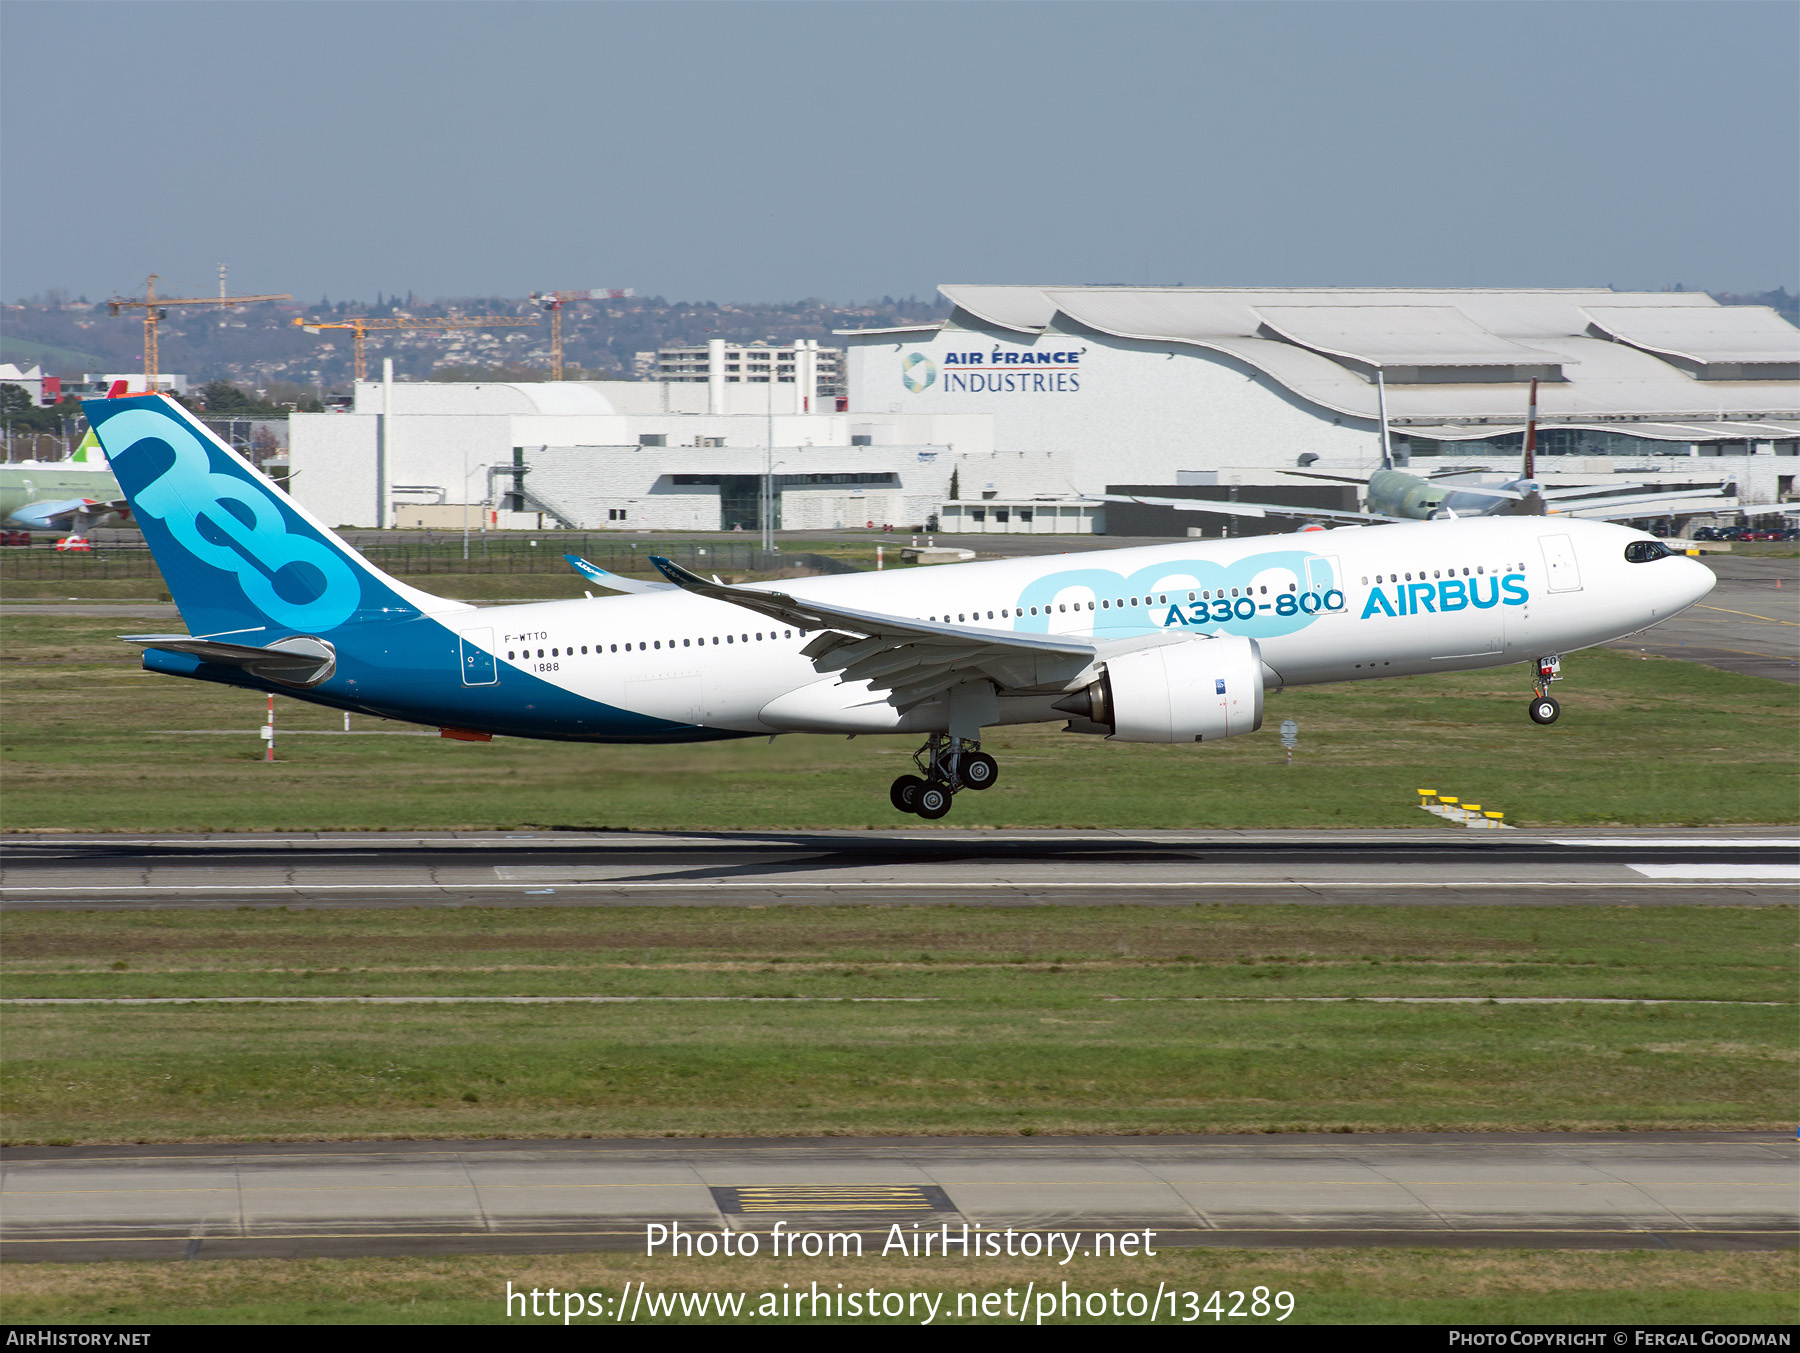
(0, 332), (108, 371)
(0, 294), (949, 392)
(1712, 287), (1798, 322)
(2, 286), (1789, 391)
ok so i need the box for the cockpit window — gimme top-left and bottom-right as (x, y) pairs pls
(1624, 540), (1672, 563)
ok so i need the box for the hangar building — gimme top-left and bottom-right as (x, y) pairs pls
(288, 370), (993, 532)
(840, 285), (1800, 521)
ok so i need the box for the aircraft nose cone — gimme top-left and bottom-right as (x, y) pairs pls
(1672, 555), (1716, 610)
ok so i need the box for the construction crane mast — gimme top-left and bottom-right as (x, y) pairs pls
(293, 313), (539, 382)
(529, 289), (633, 380)
(107, 275), (293, 392)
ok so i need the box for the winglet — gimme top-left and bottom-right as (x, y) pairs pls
(564, 554), (673, 595)
(647, 554), (708, 589)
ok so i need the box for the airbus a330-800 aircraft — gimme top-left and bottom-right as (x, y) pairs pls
(89, 395), (1715, 819)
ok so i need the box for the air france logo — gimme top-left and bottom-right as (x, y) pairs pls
(902, 353), (937, 392)
(936, 347), (1083, 395)
(100, 407), (362, 631)
(907, 348), (1085, 395)
(1360, 574), (1527, 619)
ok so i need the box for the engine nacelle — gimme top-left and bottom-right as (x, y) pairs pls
(1056, 635), (1265, 743)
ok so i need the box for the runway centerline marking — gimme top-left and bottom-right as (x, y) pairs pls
(4, 881), (1793, 894)
(1548, 839), (1799, 848)
(5, 996), (1787, 1007)
(1626, 864), (1800, 880)
(0, 996), (937, 1006)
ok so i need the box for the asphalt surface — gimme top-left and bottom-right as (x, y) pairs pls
(3, 1133), (1790, 1261)
(1601, 554), (1799, 682)
(2, 829), (1794, 910)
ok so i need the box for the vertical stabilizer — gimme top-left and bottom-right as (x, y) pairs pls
(1522, 377), (1539, 481)
(84, 394), (466, 640)
(1376, 369), (1394, 470)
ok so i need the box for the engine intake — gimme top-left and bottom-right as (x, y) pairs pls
(1055, 635), (1265, 743)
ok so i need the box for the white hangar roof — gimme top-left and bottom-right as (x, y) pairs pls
(890, 286), (1800, 437)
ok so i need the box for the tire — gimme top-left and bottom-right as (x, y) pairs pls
(914, 782), (953, 820)
(1529, 696), (1561, 725)
(889, 774), (926, 814)
(960, 752), (999, 791)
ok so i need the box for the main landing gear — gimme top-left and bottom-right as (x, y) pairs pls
(890, 733), (998, 819)
(1528, 654), (1563, 725)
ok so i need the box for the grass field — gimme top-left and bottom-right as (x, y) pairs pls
(2, 1250), (1794, 1325)
(4, 906), (1791, 1143)
(3, 612), (1795, 830)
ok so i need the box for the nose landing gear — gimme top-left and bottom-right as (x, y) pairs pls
(889, 733), (999, 818)
(1528, 655), (1563, 725)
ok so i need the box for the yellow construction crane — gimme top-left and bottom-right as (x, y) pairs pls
(529, 289), (633, 380)
(293, 313), (539, 382)
(106, 274), (293, 392)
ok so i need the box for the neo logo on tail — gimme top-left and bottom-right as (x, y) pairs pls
(90, 400), (372, 634)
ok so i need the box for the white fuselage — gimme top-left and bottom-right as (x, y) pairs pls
(439, 516), (1713, 738)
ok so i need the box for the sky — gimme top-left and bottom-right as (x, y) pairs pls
(3, 1), (1795, 306)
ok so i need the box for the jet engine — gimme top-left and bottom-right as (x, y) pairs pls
(1054, 635), (1265, 743)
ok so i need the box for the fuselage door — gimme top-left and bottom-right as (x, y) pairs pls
(1539, 534), (1583, 592)
(1305, 555), (1342, 609)
(459, 628), (498, 686)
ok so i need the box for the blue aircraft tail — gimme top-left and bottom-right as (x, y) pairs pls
(84, 395), (449, 641)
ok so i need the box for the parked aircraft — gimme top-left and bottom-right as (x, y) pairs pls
(0, 430), (129, 534)
(1103, 377), (1732, 529)
(89, 394), (1715, 819)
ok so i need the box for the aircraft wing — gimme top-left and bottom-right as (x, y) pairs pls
(1537, 482), (1726, 502)
(565, 554), (678, 594)
(647, 554), (1098, 713)
(1094, 492), (1408, 526)
(1279, 470), (1372, 486)
(1548, 487), (1733, 519)
(4, 497), (130, 531)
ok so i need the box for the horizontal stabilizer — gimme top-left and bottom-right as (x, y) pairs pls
(122, 633), (337, 688)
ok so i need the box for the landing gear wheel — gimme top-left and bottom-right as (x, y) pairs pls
(914, 781), (954, 820)
(1528, 695), (1561, 725)
(960, 752), (999, 791)
(890, 775), (927, 814)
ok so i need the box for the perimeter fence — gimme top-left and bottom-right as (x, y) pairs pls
(0, 535), (862, 584)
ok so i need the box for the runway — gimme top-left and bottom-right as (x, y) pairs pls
(3, 1133), (1790, 1261)
(1, 829), (1795, 910)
